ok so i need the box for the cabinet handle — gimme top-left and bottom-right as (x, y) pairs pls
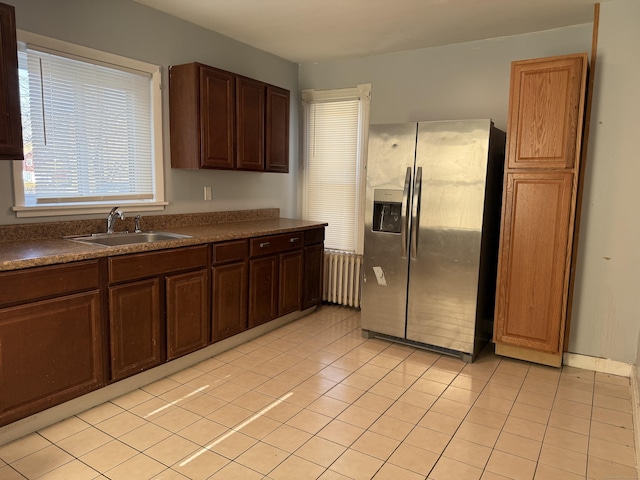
(290, 237), (300, 243)
(260, 242), (270, 248)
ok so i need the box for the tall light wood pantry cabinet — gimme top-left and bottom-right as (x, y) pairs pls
(493, 53), (588, 367)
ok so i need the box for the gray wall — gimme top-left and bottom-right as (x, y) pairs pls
(299, 25), (593, 132)
(0, 0), (300, 224)
(570, 0), (640, 364)
(300, 11), (640, 365)
(4, 0), (639, 364)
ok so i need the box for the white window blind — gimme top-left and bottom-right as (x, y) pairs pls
(12, 31), (165, 217)
(302, 85), (370, 253)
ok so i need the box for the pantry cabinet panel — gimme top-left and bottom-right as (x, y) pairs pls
(495, 173), (573, 353)
(507, 55), (586, 170)
(494, 53), (588, 367)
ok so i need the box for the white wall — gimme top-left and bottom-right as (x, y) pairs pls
(299, 15), (640, 365)
(0, 0), (300, 225)
(569, 0), (640, 364)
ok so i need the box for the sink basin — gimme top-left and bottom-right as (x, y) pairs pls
(65, 231), (192, 247)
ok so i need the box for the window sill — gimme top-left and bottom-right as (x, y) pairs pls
(12, 202), (168, 219)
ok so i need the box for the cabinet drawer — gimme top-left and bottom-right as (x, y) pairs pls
(213, 239), (248, 264)
(250, 232), (303, 257)
(305, 228), (325, 246)
(109, 245), (208, 283)
(0, 261), (100, 307)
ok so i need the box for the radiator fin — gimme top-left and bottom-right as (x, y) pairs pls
(323, 250), (362, 308)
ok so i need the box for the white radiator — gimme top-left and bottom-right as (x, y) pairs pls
(323, 249), (363, 308)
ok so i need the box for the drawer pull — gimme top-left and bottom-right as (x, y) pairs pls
(290, 237), (300, 243)
(260, 242), (270, 248)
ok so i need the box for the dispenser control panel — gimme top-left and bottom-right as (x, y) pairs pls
(373, 189), (403, 234)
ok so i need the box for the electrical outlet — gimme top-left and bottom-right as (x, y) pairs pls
(204, 186), (212, 201)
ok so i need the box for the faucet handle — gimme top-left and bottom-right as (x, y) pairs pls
(134, 215), (142, 233)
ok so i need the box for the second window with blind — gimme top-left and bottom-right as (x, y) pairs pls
(301, 84), (371, 254)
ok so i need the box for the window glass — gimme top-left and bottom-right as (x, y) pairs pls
(12, 32), (165, 217)
(302, 85), (370, 253)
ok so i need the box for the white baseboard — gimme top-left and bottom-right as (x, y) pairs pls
(562, 352), (633, 377)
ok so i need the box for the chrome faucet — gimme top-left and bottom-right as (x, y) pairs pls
(106, 207), (125, 234)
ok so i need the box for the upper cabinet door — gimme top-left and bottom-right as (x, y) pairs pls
(507, 54), (587, 170)
(200, 66), (236, 169)
(265, 85), (290, 173)
(169, 61), (289, 172)
(236, 76), (265, 171)
(0, 2), (23, 161)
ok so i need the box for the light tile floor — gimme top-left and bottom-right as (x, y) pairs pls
(0, 305), (637, 479)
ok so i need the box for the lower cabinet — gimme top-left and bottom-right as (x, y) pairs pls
(108, 245), (209, 381)
(494, 172), (574, 362)
(0, 226), (325, 426)
(279, 250), (303, 316)
(249, 255), (279, 327)
(0, 261), (104, 427)
(110, 279), (163, 381)
(303, 228), (325, 309)
(212, 240), (249, 342)
(167, 270), (209, 359)
(248, 231), (304, 328)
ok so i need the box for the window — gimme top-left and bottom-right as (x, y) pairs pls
(12, 31), (165, 217)
(302, 85), (371, 253)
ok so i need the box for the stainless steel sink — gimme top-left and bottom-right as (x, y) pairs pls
(65, 231), (192, 247)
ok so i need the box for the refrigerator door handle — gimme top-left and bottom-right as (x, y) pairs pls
(401, 167), (412, 258)
(411, 167), (422, 259)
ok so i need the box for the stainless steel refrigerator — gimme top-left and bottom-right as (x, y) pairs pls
(361, 119), (505, 362)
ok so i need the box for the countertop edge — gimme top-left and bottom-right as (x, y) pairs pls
(0, 218), (328, 272)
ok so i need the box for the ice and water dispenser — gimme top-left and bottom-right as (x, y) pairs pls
(372, 189), (402, 233)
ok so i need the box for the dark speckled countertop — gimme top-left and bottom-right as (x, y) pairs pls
(0, 209), (327, 272)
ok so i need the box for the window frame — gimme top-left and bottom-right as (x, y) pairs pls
(301, 84), (371, 254)
(11, 30), (166, 218)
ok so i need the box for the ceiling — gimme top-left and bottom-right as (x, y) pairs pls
(133, 0), (598, 64)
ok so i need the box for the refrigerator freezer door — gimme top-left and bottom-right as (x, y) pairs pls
(406, 120), (492, 354)
(361, 123), (417, 339)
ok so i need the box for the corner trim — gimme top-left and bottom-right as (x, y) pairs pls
(631, 364), (640, 480)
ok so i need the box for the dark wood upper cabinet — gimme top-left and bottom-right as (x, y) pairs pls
(266, 85), (290, 173)
(0, 2), (23, 160)
(169, 63), (236, 169)
(236, 76), (265, 171)
(200, 66), (236, 169)
(169, 62), (289, 173)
